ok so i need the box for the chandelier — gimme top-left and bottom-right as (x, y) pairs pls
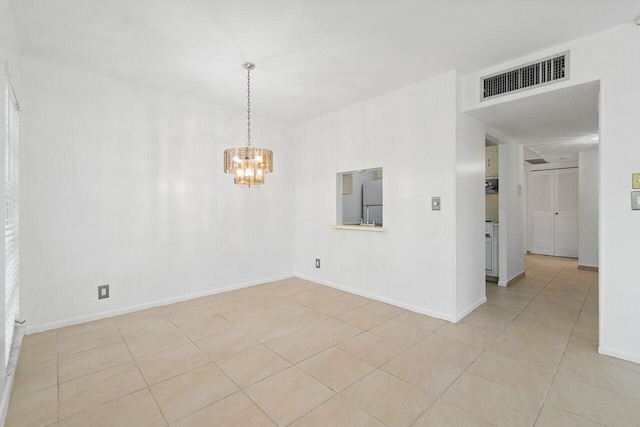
(223, 62), (273, 187)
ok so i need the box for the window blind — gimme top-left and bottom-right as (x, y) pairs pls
(5, 76), (19, 366)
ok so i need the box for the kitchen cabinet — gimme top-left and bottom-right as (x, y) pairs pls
(342, 173), (353, 195)
(485, 146), (499, 177)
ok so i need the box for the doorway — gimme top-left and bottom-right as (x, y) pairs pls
(469, 80), (600, 284)
(529, 168), (578, 257)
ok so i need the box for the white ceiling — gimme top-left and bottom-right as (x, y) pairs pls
(470, 81), (600, 163)
(11, 0), (640, 123)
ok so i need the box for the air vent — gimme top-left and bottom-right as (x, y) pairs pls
(482, 51), (569, 100)
(525, 158), (549, 165)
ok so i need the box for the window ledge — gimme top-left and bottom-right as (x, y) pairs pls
(332, 225), (386, 232)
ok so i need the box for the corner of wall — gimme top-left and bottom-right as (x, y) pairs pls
(598, 345), (640, 365)
(454, 74), (487, 319)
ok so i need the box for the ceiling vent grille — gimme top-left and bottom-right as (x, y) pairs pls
(525, 158), (549, 165)
(482, 51), (569, 101)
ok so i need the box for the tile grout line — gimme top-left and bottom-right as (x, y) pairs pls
(117, 314), (171, 426)
(224, 297), (348, 425)
(214, 288), (363, 425)
(530, 259), (584, 426)
(238, 389), (281, 427)
(322, 313), (475, 425)
(285, 274), (550, 426)
(534, 266), (635, 425)
(56, 318), (173, 424)
(403, 326), (473, 426)
(234, 302), (416, 425)
(429, 256), (571, 426)
(428, 279), (548, 426)
(132, 312), (284, 426)
(440, 261), (597, 423)
(212, 304), (356, 425)
(150, 316), (278, 425)
(120, 310), (288, 425)
(360, 276), (562, 426)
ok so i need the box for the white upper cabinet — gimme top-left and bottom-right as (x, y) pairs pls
(485, 146), (499, 177)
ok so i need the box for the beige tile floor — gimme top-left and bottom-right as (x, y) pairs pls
(6, 255), (640, 426)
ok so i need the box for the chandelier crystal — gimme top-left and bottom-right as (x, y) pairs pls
(223, 62), (273, 187)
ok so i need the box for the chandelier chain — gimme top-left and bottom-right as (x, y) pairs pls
(247, 67), (251, 147)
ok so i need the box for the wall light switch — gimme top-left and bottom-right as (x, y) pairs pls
(432, 197), (441, 211)
(632, 192), (640, 210)
(633, 173), (640, 189)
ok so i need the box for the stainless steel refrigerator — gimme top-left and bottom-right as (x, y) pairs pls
(362, 180), (383, 225)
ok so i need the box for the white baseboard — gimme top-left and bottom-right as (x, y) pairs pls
(598, 345), (640, 365)
(25, 273), (295, 334)
(26, 272), (488, 334)
(296, 274), (457, 322)
(454, 296), (487, 323)
(498, 270), (526, 287)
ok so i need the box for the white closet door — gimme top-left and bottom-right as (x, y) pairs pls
(531, 170), (555, 256)
(554, 168), (579, 257)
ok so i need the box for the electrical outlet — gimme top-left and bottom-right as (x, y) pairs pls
(98, 284), (109, 300)
(315, 259), (320, 268)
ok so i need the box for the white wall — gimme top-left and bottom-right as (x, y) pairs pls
(579, 150), (599, 267)
(462, 22), (640, 363)
(492, 139), (525, 286)
(455, 73), (487, 317)
(294, 71), (461, 321)
(19, 57), (295, 331)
